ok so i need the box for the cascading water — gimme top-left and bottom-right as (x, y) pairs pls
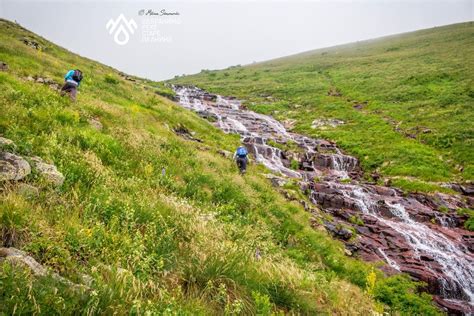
(345, 185), (474, 302)
(378, 248), (401, 271)
(173, 85), (474, 314)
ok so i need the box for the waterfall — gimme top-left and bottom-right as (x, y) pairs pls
(378, 248), (401, 271)
(346, 185), (474, 302)
(173, 85), (474, 312)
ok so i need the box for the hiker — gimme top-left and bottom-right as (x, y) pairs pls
(234, 145), (249, 174)
(60, 69), (83, 101)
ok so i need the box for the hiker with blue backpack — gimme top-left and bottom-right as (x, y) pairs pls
(234, 145), (249, 174)
(60, 69), (83, 101)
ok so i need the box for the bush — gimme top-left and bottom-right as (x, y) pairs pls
(374, 275), (441, 315)
(104, 74), (119, 84)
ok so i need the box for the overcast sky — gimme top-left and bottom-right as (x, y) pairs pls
(1, 0), (472, 80)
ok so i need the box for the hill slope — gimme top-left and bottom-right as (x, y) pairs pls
(172, 22), (474, 192)
(0, 19), (441, 315)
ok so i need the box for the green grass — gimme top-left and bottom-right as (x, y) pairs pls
(0, 19), (440, 314)
(171, 22), (474, 189)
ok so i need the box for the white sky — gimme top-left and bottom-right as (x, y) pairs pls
(1, 0), (472, 80)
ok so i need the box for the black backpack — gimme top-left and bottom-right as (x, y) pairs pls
(72, 70), (83, 82)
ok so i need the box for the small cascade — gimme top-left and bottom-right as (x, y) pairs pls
(378, 248), (401, 271)
(330, 154), (358, 172)
(173, 85), (474, 313)
(343, 185), (474, 303)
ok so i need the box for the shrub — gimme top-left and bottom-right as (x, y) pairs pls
(374, 275), (441, 315)
(104, 74), (119, 84)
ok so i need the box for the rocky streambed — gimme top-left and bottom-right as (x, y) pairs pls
(173, 85), (474, 315)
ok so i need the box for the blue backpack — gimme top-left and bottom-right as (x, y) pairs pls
(237, 146), (248, 157)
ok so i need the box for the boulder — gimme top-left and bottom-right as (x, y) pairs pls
(88, 118), (103, 130)
(312, 153), (358, 172)
(196, 110), (218, 122)
(460, 184), (474, 196)
(434, 295), (474, 315)
(264, 174), (288, 187)
(0, 247), (87, 291)
(0, 137), (15, 148)
(0, 247), (47, 276)
(202, 93), (217, 102)
(218, 149), (232, 159)
(0, 62), (8, 71)
(22, 37), (41, 50)
(173, 125), (202, 143)
(327, 88), (342, 97)
(17, 183), (39, 198)
(323, 221), (353, 240)
(30, 156), (64, 186)
(0, 152), (31, 181)
(311, 118), (344, 129)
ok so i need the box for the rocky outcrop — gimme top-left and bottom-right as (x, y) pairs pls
(26, 75), (61, 90)
(311, 118), (344, 129)
(0, 247), (48, 276)
(30, 156), (64, 186)
(196, 110), (218, 122)
(173, 125), (202, 143)
(22, 37), (41, 50)
(1, 138), (64, 186)
(264, 174), (288, 187)
(0, 247), (87, 291)
(0, 152), (31, 181)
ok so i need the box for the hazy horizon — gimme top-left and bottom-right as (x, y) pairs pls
(1, 0), (472, 81)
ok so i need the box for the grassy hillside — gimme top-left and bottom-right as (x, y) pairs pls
(0, 19), (440, 315)
(172, 22), (474, 192)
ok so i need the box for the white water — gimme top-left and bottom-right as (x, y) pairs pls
(378, 248), (401, 271)
(173, 85), (474, 309)
(345, 186), (474, 302)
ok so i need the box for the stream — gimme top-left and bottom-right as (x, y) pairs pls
(173, 85), (474, 315)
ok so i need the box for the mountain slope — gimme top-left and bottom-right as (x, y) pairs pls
(171, 22), (474, 192)
(0, 19), (441, 315)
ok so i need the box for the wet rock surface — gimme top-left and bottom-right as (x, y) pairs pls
(173, 85), (474, 314)
(196, 110), (218, 122)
